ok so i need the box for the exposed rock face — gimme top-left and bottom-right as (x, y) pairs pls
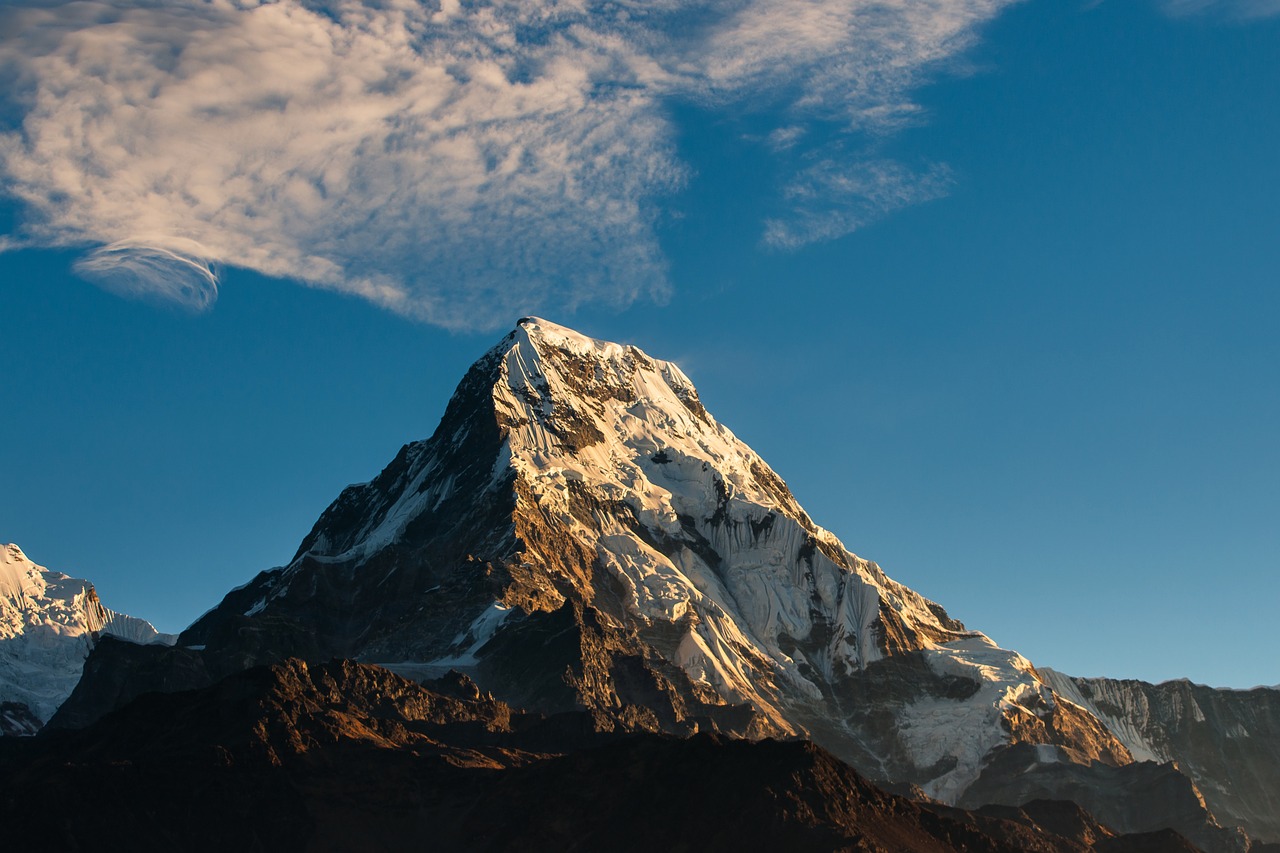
(960, 742), (1249, 853)
(1041, 670), (1280, 845)
(47, 636), (215, 730)
(0, 544), (175, 729)
(0, 658), (1197, 853)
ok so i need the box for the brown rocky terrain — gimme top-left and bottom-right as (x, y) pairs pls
(0, 659), (1204, 852)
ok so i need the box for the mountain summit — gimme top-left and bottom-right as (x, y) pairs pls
(178, 318), (1120, 797)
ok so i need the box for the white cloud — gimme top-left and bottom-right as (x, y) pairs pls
(0, 0), (1020, 328)
(764, 158), (953, 250)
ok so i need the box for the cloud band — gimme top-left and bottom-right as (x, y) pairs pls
(1, 0), (1019, 327)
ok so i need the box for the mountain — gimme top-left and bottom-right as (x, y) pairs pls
(0, 657), (1203, 852)
(52, 318), (1275, 848)
(1040, 670), (1280, 844)
(172, 319), (1124, 790)
(0, 543), (175, 728)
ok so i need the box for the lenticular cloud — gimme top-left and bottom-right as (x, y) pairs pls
(74, 240), (220, 312)
(0, 0), (1017, 328)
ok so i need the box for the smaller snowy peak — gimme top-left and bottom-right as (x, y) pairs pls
(1, 544), (176, 730)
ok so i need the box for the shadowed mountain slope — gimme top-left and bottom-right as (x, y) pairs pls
(0, 658), (1201, 853)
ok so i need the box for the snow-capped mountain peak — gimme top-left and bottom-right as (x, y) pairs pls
(486, 319), (1133, 799)
(0, 543), (175, 728)
(180, 318), (1132, 802)
(40, 319), (1277, 846)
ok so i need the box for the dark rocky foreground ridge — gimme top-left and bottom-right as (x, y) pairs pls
(0, 658), (1209, 853)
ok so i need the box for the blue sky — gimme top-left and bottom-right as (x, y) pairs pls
(2, 0), (1277, 687)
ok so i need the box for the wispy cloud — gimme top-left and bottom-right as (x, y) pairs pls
(74, 239), (221, 311)
(0, 0), (1019, 328)
(764, 158), (953, 250)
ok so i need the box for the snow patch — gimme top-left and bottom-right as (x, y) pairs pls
(429, 601), (513, 667)
(894, 635), (1054, 802)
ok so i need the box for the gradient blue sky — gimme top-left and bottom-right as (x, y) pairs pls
(2, 0), (1277, 687)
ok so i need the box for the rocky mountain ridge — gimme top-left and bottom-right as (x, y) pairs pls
(1040, 669), (1280, 844)
(0, 657), (1207, 853)
(160, 318), (1139, 801)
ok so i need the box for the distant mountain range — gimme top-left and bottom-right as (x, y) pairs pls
(4, 318), (1276, 850)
